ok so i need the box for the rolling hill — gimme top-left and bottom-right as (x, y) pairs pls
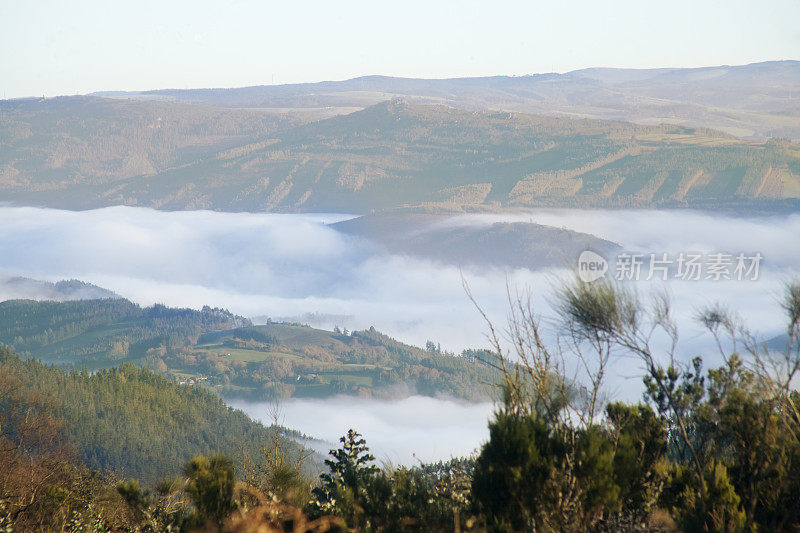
(0, 298), (250, 365)
(0, 95), (307, 205)
(331, 211), (622, 270)
(78, 101), (800, 211)
(2, 99), (798, 212)
(0, 298), (499, 401)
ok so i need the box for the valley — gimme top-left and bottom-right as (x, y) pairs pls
(2, 41), (800, 527)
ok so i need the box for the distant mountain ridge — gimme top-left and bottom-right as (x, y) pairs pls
(92, 60), (800, 140)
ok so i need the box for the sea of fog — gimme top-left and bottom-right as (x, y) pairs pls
(1, 205), (798, 463)
(1, 206), (797, 351)
(229, 396), (496, 465)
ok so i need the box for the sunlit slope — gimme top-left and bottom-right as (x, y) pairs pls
(0, 299), (498, 401)
(0, 298), (249, 364)
(3, 100), (799, 211)
(0, 95), (306, 198)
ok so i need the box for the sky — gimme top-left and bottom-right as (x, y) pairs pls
(1, 0), (799, 99)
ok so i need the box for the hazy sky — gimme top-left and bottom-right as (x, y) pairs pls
(1, 0), (799, 98)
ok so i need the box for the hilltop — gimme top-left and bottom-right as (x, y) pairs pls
(331, 211), (622, 270)
(0, 276), (120, 301)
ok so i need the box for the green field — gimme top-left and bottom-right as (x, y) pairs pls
(194, 343), (300, 362)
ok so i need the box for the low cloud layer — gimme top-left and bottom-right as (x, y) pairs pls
(0, 206), (549, 350)
(230, 396), (495, 466)
(449, 209), (800, 269)
(1, 206), (797, 348)
(0, 206), (797, 354)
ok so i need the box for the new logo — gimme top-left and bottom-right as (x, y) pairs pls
(577, 250), (608, 282)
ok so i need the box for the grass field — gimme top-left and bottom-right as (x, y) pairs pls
(258, 323), (344, 346)
(194, 343), (300, 362)
(318, 373), (374, 386)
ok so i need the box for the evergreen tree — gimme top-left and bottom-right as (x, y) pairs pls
(310, 429), (379, 527)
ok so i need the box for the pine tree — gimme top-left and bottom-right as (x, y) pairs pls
(309, 429), (378, 526)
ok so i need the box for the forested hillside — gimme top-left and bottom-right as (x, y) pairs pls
(2, 97), (799, 212)
(0, 346), (306, 482)
(0, 298), (249, 365)
(0, 298), (499, 400)
(180, 323), (499, 400)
